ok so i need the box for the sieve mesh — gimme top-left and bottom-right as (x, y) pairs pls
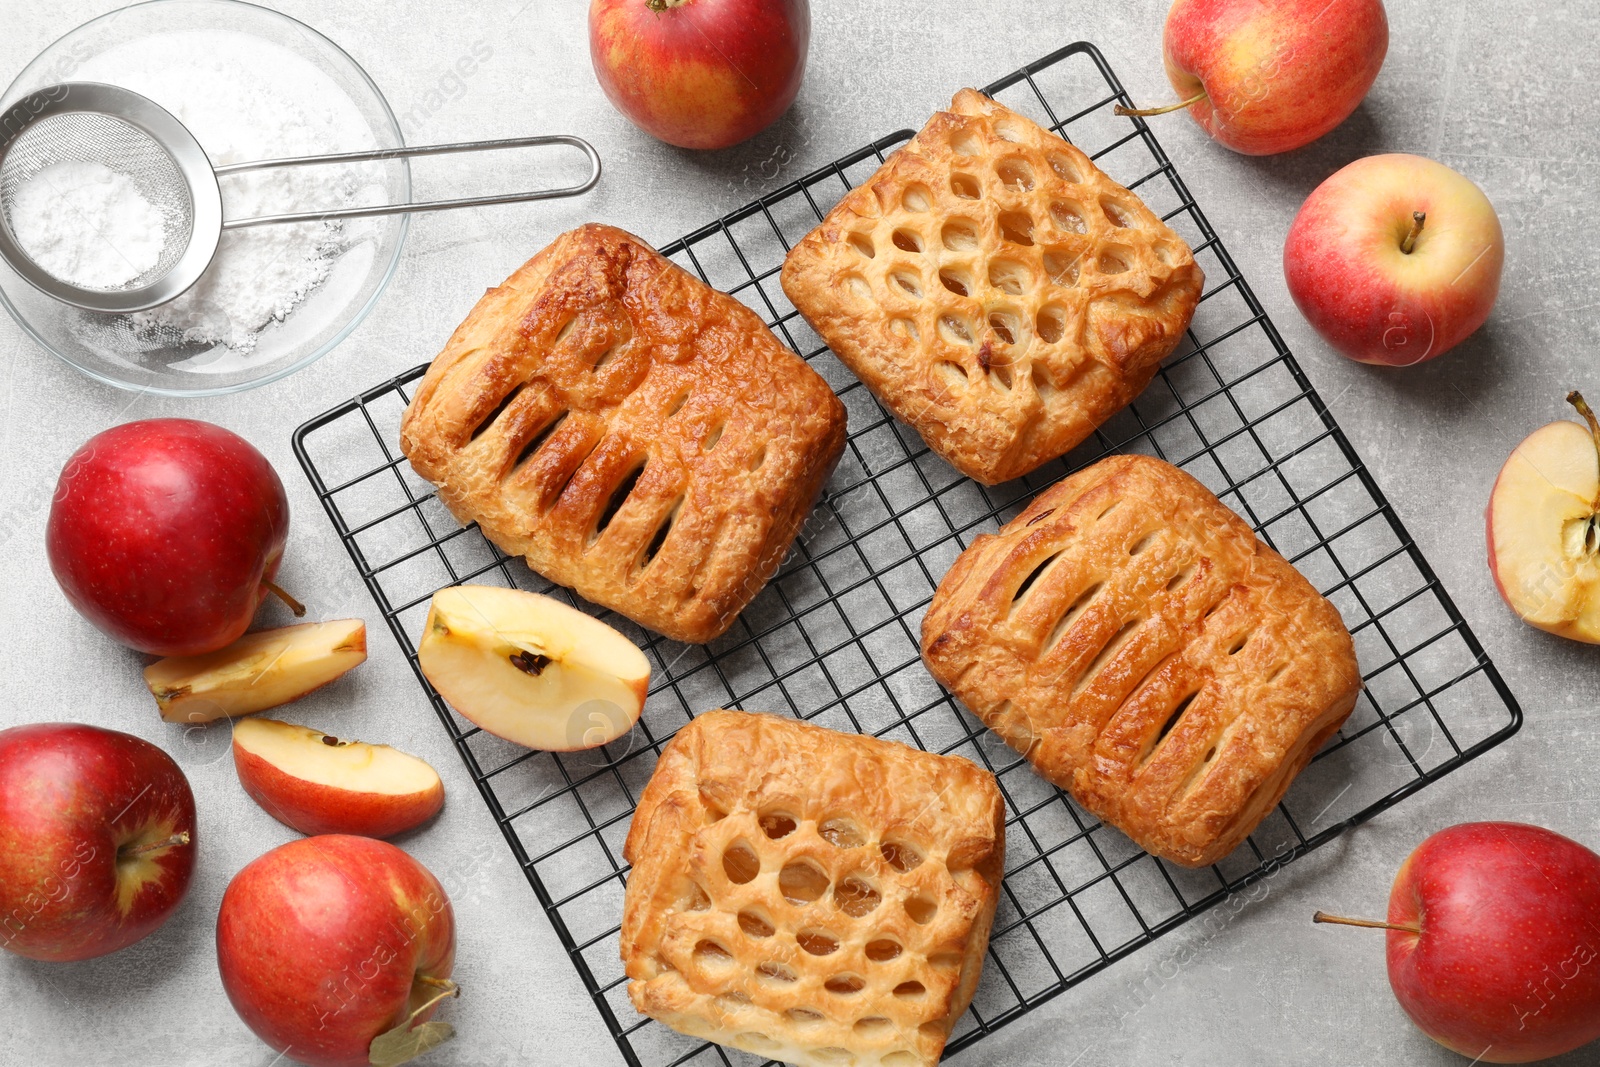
(0, 112), (194, 291)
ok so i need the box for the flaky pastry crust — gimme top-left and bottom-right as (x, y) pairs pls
(781, 89), (1203, 485)
(922, 455), (1360, 867)
(621, 710), (1004, 1067)
(400, 224), (847, 643)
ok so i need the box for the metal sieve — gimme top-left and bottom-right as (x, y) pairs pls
(0, 82), (602, 313)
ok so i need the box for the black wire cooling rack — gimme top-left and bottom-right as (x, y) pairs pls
(293, 41), (1521, 1067)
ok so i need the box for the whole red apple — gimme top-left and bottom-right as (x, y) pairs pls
(0, 723), (196, 962)
(47, 418), (295, 657)
(1317, 823), (1600, 1063)
(1284, 153), (1504, 366)
(589, 0), (809, 150)
(217, 835), (457, 1067)
(1137, 0), (1388, 155)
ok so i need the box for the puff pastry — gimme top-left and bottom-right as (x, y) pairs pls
(781, 89), (1204, 485)
(400, 224), (848, 644)
(621, 710), (1005, 1067)
(921, 455), (1360, 867)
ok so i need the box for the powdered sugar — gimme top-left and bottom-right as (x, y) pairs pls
(74, 30), (382, 352)
(10, 161), (166, 288)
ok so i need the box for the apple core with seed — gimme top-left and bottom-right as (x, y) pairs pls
(1487, 391), (1600, 643)
(417, 585), (650, 751)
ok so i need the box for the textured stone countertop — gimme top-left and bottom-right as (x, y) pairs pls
(2, 1), (1595, 1064)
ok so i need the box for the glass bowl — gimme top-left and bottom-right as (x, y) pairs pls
(0, 0), (409, 396)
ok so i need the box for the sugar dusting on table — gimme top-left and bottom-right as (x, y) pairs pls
(75, 30), (384, 353)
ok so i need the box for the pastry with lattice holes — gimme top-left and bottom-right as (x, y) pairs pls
(781, 89), (1204, 486)
(921, 455), (1360, 867)
(400, 224), (848, 644)
(621, 710), (1005, 1067)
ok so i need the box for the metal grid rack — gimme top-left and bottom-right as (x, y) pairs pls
(293, 41), (1521, 1067)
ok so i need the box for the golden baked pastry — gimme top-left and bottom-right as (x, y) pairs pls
(921, 455), (1360, 867)
(400, 224), (848, 644)
(781, 89), (1204, 485)
(621, 710), (1005, 1067)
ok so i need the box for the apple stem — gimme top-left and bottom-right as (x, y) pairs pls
(118, 831), (191, 860)
(409, 978), (460, 1021)
(1400, 211), (1426, 255)
(1114, 89), (1208, 119)
(1567, 390), (1600, 457)
(1567, 391), (1600, 528)
(263, 580), (307, 618)
(369, 978), (460, 1066)
(645, 0), (690, 10)
(1312, 910), (1420, 935)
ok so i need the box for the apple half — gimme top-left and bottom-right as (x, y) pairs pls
(145, 619), (367, 724)
(232, 717), (444, 839)
(1487, 392), (1600, 643)
(417, 585), (649, 751)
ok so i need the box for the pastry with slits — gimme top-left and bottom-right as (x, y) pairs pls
(622, 710), (1004, 1067)
(921, 455), (1360, 867)
(399, 224), (847, 644)
(780, 89), (1204, 486)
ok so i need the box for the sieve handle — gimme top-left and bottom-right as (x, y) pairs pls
(214, 134), (601, 229)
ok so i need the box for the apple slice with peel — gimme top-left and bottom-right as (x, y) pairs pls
(417, 585), (649, 751)
(1487, 391), (1600, 643)
(232, 717), (444, 838)
(144, 619), (367, 724)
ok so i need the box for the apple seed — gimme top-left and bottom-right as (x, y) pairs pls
(509, 651), (553, 677)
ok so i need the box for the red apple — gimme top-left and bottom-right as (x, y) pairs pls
(589, 0), (809, 150)
(1283, 153), (1504, 366)
(232, 717), (445, 839)
(1317, 823), (1600, 1063)
(218, 835), (457, 1067)
(0, 723), (196, 962)
(47, 418), (298, 657)
(1126, 0), (1388, 155)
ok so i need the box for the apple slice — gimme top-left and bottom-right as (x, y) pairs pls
(232, 717), (444, 839)
(144, 619), (367, 724)
(1487, 392), (1600, 643)
(417, 585), (649, 751)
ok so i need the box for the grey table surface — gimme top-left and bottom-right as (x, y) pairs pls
(1, 1), (1594, 1064)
